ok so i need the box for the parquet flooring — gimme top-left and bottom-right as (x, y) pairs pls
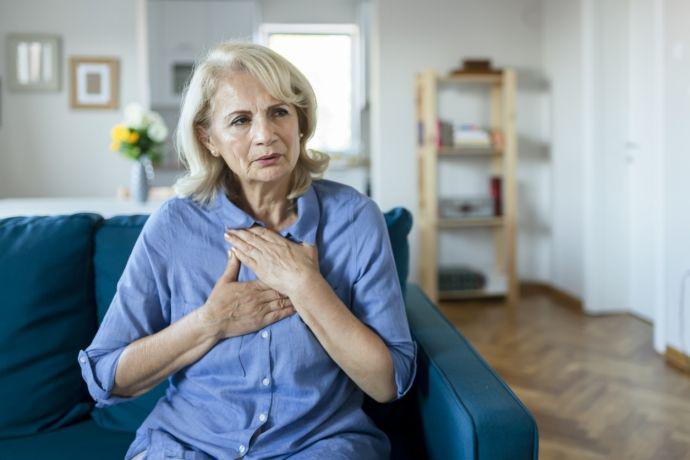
(438, 290), (690, 460)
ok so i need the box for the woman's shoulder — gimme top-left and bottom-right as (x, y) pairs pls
(141, 194), (212, 235)
(312, 178), (370, 209)
(311, 179), (384, 231)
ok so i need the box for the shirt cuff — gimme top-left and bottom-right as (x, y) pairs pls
(78, 347), (133, 407)
(389, 340), (418, 400)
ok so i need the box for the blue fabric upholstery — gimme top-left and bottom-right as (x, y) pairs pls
(91, 216), (168, 433)
(404, 286), (539, 459)
(0, 419), (132, 460)
(383, 207), (413, 296)
(0, 206), (538, 459)
(0, 214), (100, 438)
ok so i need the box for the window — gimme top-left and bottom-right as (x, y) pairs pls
(258, 24), (361, 156)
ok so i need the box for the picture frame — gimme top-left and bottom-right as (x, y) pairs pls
(6, 33), (61, 92)
(69, 56), (119, 110)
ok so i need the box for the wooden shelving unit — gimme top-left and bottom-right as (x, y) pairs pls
(416, 68), (519, 306)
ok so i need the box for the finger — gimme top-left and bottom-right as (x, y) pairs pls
(255, 288), (283, 303)
(263, 306), (296, 326)
(232, 245), (258, 272)
(225, 232), (261, 258)
(261, 296), (293, 312)
(220, 249), (240, 283)
(247, 226), (283, 244)
(231, 229), (269, 249)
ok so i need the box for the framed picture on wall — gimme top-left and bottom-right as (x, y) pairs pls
(6, 33), (62, 92)
(69, 57), (119, 109)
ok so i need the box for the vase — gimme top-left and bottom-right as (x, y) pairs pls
(130, 159), (149, 203)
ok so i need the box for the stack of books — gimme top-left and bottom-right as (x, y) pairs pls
(453, 123), (492, 147)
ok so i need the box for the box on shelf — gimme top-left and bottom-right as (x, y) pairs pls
(438, 265), (487, 291)
(439, 197), (495, 219)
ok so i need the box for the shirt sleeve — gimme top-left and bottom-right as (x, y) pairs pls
(78, 202), (174, 407)
(349, 196), (417, 401)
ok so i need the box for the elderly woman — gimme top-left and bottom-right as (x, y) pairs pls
(78, 42), (416, 460)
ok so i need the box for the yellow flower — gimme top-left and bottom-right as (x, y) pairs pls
(110, 140), (121, 151)
(111, 124), (129, 142)
(128, 131), (140, 144)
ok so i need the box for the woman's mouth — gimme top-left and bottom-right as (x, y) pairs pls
(255, 154), (281, 166)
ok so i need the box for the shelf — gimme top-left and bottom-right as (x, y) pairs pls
(437, 146), (503, 157)
(439, 74), (502, 85)
(438, 217), (504, 228)
(439, 270), (508, 300)
(416, 68), (518, 306)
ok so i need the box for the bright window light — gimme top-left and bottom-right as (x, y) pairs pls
(261, 25), (360, 155)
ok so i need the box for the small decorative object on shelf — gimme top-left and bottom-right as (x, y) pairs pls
(449, 58), (501, 76)
(110, 103), (169, 203)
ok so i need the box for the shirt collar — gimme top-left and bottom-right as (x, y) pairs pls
(210, 182), (319, 245)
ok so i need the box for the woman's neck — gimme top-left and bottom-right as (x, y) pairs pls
(226, 177), (297, 231)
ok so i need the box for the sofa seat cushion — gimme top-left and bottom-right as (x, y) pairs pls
(0, 419), (133, 460)
(0, 214), (102, 438)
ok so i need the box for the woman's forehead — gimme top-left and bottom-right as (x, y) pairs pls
(215, 73), (284, 110)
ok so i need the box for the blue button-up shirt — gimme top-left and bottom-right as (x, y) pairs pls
(78, 179), (417, 460)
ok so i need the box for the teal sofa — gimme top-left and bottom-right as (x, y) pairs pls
(0, 210), (538, 459)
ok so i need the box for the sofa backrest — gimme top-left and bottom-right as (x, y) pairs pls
(0, 214), (101, 438)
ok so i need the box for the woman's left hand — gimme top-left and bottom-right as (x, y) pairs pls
(225, 226), (320, 298)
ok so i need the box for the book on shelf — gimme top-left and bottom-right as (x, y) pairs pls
(428, 120), (503, 150)
(490, 176), (502, 216)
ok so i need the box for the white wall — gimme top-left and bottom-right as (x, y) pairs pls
(0, 0), (145, 198)
(259, 0), (357, 24)
(371, 0), (550, 284)
(541, 0), (585, 299)
(663, 0), (690, 354)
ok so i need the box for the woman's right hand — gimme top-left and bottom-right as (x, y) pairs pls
(196, 249), (295, 340)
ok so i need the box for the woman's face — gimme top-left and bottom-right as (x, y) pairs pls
(201, 71), (301, 190)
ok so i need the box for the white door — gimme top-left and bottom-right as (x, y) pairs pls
(585, 0), (660, 324)
(627, 0), (659, 323)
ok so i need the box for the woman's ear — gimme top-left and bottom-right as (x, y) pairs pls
(195, 125), (218, 157)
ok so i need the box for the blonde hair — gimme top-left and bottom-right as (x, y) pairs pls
(173, 41), (330, 206)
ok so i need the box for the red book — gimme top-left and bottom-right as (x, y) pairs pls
(490, 176), (502, 216)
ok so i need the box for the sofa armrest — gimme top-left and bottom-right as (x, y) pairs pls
(404, 284), (539, 460)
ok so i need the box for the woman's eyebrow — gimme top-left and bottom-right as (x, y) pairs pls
(224, 103), (288, 121)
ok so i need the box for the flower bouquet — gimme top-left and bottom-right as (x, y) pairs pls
(110, 103), (169, 202)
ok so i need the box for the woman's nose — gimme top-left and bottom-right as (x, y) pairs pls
(252, 116), (276, 146)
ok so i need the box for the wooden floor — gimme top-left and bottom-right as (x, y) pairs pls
(438, 290), (690, 460)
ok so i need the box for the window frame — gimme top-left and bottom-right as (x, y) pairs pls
(257, 23), (363, 158)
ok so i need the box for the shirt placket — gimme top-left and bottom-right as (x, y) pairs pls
(230, 224), (297, 458)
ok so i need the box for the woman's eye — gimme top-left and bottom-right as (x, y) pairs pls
(231, 117), (249, 126)
(274, 108), (289, 117)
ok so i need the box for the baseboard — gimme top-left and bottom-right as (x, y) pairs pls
(520, 281), (583, 311)
(666, 346), (690, 374)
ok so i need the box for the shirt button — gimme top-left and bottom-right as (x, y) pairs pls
(261, 331), (269, 339)
(259, 413), (267, 422)
(239, 444), (246, 454)
(262, 377), (270, 386)
(79, 356), (87, 364)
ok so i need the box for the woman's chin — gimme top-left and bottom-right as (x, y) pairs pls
(248, 167), (292, 184)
